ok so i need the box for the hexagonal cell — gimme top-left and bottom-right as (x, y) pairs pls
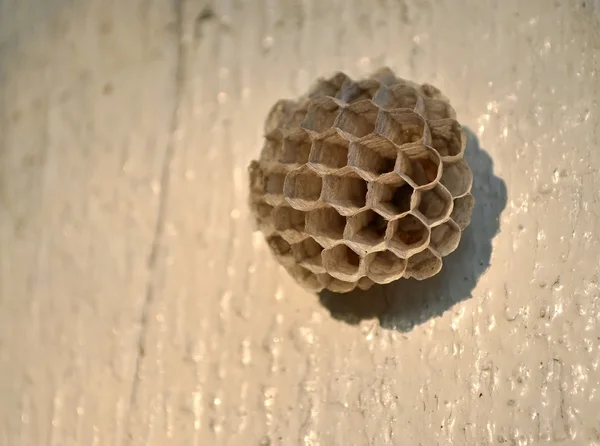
(263, 170), (288, 206)
(250, 201), (275, 235)
(327, 277), (358, 293)
(322, 244), (364, 281)
(405, 249), (443, 280)
(283, 106), (309, 130)
(370, 182), (415, 219)
(283, 166), (323, 210)
(308, 72), (351, 99)
(336, 79), (380, 104)
(301, 97), (341, 135)
(357, 276), (375, 291)
(400, 145), (442, 189)
(348, 137), (400, 180)
(248, 160), (266, 196)
(305, 207), (347, 243)
(369, 67), (399, 86)
(429, 119), (465, 161)
(440, 159), (473, 198)
(287, 265), (324, 292)
(424, 98), (456, 120)
(322, 173), (368, 215)
(308, 131), (350, 173)
(260, 130), (284, 162)
(376, 110), (425, 146)
(316, 272), (334, 288)
(419, 83), (445, 100)
(253, 201), (274, 221)
(266, 235), (295, 267)
(345, 209), (389, 247)
(264, 100), (295, 134)
(333, 100), (379, 139)
(273, 205), (306, 236)
(429, 219), (461, 257)
(388, 214), (430, 258)
(414, 184), (453, 226)
(372, 83), (419, 111)
(367, 250), (407, 284)
(292, 237), (325, 273)
(280, 131), (311, 166)
(451, 194), (475, 230)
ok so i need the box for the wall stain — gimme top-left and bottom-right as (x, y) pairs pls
(195, 5), (216, 41)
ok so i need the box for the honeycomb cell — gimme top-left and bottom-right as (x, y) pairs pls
(327, 277), (358, 293)
(251, 201), (276, 235)
(305, 207), (347, 246)
(429, 219), (461, 257)
(336, 79), (380, 104)
(272, 205), (307, 243)
(405, 249), (443, 280)
(399, 145), (442, 190)
(370, 182), (415, 220)
(287, 265), (324, 292)
(292, 237), (325, 273)
(322, 173), (368, 215)
(322, 244), (364, 282)
(369, 67), (399, 86)
(429, 119), (465, 161)
(357, 276), (375, 291)
(334, 100), (379, 139)
(367, 250), (407, 284)
(263, 169), (287, 206)
(376, 109), (426, 146)
(253, 201), (274, 221)
(424, 98), (456, 120)
(419, 83), (445, 100)
(284, 165), (323, 210)
(264, 100), (295, 134)
(348, 136), (400, 181)
(301, 96), (341, 136)
(248, 160), (265, 195)
(345, 209), (389, 248)
(451, 194), (475, 230)
(280, 130), (312, 166)
(266, 235), (295, 267)
(316, 272), (334, 288)
(308, 72), (350, 99)
(388, 214), (430, 258)
(308, 130), (350, 173)
(372, 83), (419, 111)
(284, 106), (309, 130)
(300, 258), (327, 275)
(414, 183), (454, 226)
(440, 159), (473, 198)
(260, 131), (284, 162)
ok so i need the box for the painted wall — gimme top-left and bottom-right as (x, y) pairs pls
(1, 0), (599, 444)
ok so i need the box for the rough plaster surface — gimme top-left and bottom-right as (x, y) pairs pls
(0, 1), (599, 445)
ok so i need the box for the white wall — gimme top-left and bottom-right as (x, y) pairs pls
(1, 0), (599, 444)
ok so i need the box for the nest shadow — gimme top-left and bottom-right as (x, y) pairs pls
(318, 128), (507, 332)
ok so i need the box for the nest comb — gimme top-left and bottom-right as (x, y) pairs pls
(248, 68), (474, 293)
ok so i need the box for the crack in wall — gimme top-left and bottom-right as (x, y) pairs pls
(125, 0), (186, 436)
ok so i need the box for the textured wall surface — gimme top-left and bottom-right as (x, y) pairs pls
(1, 1), (599, 445)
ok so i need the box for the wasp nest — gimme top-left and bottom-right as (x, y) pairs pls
(248, 68), (474, 293)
